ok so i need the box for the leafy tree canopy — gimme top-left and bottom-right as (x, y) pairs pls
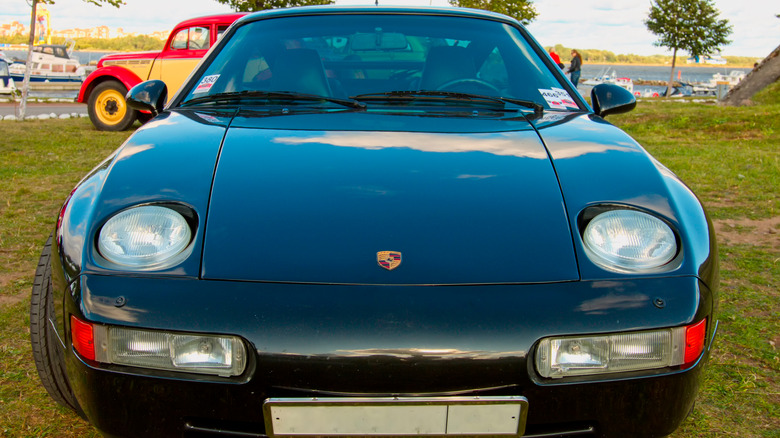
(645, 0), (732, 96)
(213, 0), (333, 12)
(645, 0), (732, 58)
(448, 0), (537, 25)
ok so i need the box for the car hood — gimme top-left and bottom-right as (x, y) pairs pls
(97, 51), (160, 66)
(201, 110), (578, 285)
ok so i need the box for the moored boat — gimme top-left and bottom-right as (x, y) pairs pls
(8, 40), (86, 83)
(582, 67), (633, 93)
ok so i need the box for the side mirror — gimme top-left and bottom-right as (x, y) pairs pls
(591, 83), (636, 118)
(126, 80), (168, 116)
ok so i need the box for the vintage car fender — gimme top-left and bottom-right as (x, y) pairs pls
(77, 66), (145, 103)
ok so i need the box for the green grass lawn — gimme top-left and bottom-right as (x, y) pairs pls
(0, 85), (778, 436)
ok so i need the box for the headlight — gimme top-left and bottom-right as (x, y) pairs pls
(98, 205), (192, 268)
(73, 317), (247, 377)
(582, 209), (676, 272)
(536, 320), (706, 379)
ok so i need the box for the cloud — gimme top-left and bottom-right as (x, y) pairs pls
(528, 0), (779, 57)
(1, 0), (776, 57)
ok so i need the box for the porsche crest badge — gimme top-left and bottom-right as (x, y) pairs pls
(377, 251), (402, 271)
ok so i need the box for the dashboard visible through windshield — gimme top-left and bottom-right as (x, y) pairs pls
(181, 13), (580, 111)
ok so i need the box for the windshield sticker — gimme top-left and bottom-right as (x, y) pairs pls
(552, 87), (579, 109)
(539, 88), (578, 110)
(194, 74), (220, 94)
(539, 89), (567, 109)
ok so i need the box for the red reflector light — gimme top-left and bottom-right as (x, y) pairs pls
(683, 319), (706, 367)
(71, 315), (95, 361)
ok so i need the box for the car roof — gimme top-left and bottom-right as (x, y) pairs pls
(174, 12), (249, 29)
(236, 5), (519, 26)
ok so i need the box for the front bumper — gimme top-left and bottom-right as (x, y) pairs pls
(65, 275), (715, 438)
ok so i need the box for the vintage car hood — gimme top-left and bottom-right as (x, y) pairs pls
(202, 111), (578, 285)
(97, 51), (160, 67)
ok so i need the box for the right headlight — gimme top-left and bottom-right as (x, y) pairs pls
(582, 209), (677, 272)
(98, 205), (192, 268)
(535, 320), (707, 379)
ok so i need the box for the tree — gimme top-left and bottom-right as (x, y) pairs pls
(448, 0), (537, 25)
(214, 0), (333, 12)
(18, 0), (123, 120)
(645, 0), (732, 97)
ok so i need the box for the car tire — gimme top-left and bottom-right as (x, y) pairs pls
(88, 80), (136, 131)
(30, 235), (85, 418)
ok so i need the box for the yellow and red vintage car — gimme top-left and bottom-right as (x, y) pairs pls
(77, 13), (246, 131)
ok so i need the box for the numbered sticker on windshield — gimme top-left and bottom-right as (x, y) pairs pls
(194, 74), (220, 94)
(539, 88), (578, 110)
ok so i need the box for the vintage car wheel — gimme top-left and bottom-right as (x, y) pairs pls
(88, 80), (136, 131)
(30, 235), (85, 417)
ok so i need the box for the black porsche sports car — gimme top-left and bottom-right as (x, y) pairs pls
(31, 6), (718, 438)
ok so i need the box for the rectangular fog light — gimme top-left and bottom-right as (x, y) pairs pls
(93, 325), (246, 377)
(536, 327), (690, 379)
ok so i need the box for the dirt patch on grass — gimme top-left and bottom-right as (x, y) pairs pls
(0, 291), (27, 307)
(713, 217), (780, 250)
(0, 272), (29, 307)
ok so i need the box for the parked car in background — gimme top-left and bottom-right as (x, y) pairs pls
(33, 6), (718, 438)
(77, 13), (245, 131)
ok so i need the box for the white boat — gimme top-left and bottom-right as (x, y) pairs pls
(710, 70), (746, 86)
(582, 67), (633, 93)
(692, 70), (746, 96)
(686, 55), (727, 65)
(8, 40), (86, 83)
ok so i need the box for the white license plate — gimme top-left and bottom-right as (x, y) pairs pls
(263, 396), (528, 437)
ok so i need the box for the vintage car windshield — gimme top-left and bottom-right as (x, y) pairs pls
(181, 14), (577, 110)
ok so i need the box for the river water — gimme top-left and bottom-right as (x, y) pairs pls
(580, 63), (751, 84)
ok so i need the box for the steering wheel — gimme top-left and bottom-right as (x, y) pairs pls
(436, 78), (500, 95)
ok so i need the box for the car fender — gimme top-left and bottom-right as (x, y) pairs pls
(77, 66), (144, 103)
(51, 150), (117, 338)
(533, 113), (718, 289)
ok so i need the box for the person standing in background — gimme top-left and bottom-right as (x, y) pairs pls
(568, 49), (582, 85)
(549, 49), (564, 69)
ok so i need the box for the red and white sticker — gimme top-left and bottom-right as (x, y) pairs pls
(539, 88), (578, 110)
(194, 74), (220, 94)
(552, 87), (578, 109)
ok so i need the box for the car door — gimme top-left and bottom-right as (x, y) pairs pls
(158, 25), (211, 99)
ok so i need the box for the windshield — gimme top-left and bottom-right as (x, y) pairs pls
(181, 13), (579, 111)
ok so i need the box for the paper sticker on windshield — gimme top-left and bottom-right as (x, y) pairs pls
(194, 74), (220, 94)
(552, 87), (579, 109)
(539, 88), (578, 110)
(539, 89), (567, 109)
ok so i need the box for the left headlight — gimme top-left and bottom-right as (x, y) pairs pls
(72, 316), (247, 377)
(98, 205), (192, 268)
(582, 209), (677, 272)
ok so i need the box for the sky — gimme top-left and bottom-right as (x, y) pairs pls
(1, 0), (778, 58)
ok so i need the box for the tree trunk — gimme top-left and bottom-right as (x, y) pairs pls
(18, 0), (38, 120)
(721, 44), (780, 106)
(666, 47), (677, 98)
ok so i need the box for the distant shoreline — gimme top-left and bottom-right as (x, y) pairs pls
(585, 62), (755, 68)
(2, 43), (757, 69)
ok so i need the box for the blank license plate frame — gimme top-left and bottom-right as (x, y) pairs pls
(263, 396), (528, 437)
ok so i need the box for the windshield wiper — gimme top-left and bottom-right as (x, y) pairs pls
(350, 90), (543, 117)
(182, 90), (366, 109)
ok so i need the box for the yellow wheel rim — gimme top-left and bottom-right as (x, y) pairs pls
(95, 88), (127, 125)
